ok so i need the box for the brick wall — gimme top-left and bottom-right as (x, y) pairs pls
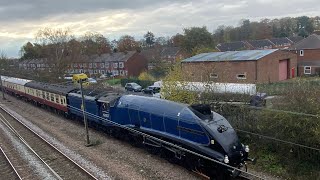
(257, 50), (297, 83)
(290, 49), (320, 76)
(126, 52), (148, 77)
(181, 50), (297, 83)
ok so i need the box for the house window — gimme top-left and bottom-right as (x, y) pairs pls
(73, 63), (77, 68)
(94, 70), (98, 74)
(237, 73), (247, 79)
(209, 73), (218, 79)
(119, 62), (124, 68)
(89, 63), (93, 68)
(304, 66), (311, 74)
(93, 63), (98, 68)
(83, 63), (87, 68)
(101, 70), (105, 74)
(101, 63), (105, 68)
(79, 63), (83, 68)
(105, 63), (109, 68)
(300, 50), (304, 56)
(113, 62), (118, 68)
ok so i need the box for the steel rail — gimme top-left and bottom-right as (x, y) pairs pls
(0, 146), (23, 180)
(0, 104), (98, 180)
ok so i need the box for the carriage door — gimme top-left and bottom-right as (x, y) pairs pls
(101, 102), (110, 119)
(128, 104), (141, 127)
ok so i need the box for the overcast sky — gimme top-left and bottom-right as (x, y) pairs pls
(1, 0), (319, 57)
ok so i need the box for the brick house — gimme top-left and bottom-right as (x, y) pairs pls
(289, 34), (320, 76)
(19, 51), (148, 78)
(181, 49), (297, 84)
(68, 51), (148, 77)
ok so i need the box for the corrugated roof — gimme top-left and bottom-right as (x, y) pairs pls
(182, 49), (278, 62)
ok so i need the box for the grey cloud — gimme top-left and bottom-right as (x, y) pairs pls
(0, 0), (188, 21)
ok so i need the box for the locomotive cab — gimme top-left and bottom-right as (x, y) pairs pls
(97, 94), (120, 119)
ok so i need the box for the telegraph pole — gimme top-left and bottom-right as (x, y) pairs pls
(0, 75), (5, 100)
(80, 79), (90, 146)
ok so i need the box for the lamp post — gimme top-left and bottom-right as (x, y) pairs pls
(80, 79), (91, 146)
(0, 74), (5, 100)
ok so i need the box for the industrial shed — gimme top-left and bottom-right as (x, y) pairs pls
(181, 49), (297, 84)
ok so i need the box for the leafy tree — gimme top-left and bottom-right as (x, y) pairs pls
(138, 71), (155, 81)
(81, 32), (112, 55)
(117, 35), (138, 52)
(20, 42), (41, 59)
(161, 60), (197, 104)
(170, 33), (184, 47)
(181, 26), (214, 53)
(144, 31), (155, 47)
(191, 46), (217, 56)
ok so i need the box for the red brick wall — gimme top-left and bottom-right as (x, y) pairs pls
(257, 50), (297, 83)
(290, 49), (320, 76)
(125, 52), (148, 77)
(181, 50), (297, 83)
(293, 49), (320, 62)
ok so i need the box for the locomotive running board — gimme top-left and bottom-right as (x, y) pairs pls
(142, 136), (162, 148)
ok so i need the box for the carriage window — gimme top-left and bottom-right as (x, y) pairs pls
(46, 92), (50, 100)
(51, 94), (54, 101)
(55, 95), (59, 103)
(60, 98), (64, 104)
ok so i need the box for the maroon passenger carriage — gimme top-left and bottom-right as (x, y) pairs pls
(1, 76), (31, 97)
(1, 76), (77, 114)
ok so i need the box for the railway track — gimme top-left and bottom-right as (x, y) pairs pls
(0, 105), (98, 180)
(0, 146), (21, 180)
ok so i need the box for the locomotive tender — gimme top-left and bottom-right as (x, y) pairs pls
(1, 75), (251, 179)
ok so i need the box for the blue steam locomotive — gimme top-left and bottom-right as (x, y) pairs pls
(1, 76), (251, 179)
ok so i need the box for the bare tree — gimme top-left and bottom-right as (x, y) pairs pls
(36, 27), (73, 79)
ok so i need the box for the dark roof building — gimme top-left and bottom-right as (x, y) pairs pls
(287, 36), (304, 44)
(246, 39), (274, 49)
(182, 49), (297, 83)
(216, 41), (248, 51)
(269, 38), (293, 48)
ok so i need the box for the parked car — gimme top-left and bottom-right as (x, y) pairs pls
(88, 78), (97, 84)
(125, 82), (142, 92)
(142, 85), (161, 94)
(100, 74), (108, 79)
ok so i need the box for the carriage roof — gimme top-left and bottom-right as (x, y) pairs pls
(25, 81), (77, 95)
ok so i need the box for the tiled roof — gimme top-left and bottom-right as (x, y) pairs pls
(288, 36), (304, 43)
(247, 39), (274, 49)
(216, 41), (248, 51)
(269, 38), (292, 46)
(160, 47), (181, 57)
(182, 49), (278, 62)
(290, 34), (320, 50)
